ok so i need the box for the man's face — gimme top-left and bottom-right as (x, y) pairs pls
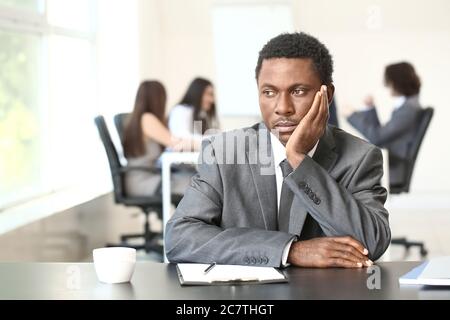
(258, 58), (328, 145)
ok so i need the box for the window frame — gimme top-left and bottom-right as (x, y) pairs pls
(0, 1), (96, 40)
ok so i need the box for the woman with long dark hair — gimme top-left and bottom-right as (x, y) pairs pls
(347, 62), (423, 187)
(123, 80), (197, 197)
(168, 77), (220, 139)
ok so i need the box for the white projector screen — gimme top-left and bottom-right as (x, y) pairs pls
(212, 3), (294, 116)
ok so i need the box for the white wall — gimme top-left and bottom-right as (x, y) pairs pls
(136, 0), (450, 198)
(137, 0), (291, 128)
(138, 0), (216, 111)
(98, 0), (140, 117)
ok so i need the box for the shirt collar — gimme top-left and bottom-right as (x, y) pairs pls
(393, 96), (406, 110)
(270, 132), (319, 167)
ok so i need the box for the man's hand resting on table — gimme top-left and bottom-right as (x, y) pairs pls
(287, 236), (373, 268)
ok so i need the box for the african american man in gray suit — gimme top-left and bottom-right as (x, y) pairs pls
(165, 32), (391, 268)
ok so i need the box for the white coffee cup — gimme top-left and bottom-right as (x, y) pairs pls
(93, 247), (136, 284)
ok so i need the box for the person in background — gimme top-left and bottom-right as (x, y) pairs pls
(169, 77), (220, 140)
(123, 81), (198, 197)
(347, 62), (423, 187)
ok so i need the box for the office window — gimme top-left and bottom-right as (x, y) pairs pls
(0, 0), (97, 209)
(0, 0), (42, 12)
(46, 35), (96, 189)
(0, 29), (43, 207)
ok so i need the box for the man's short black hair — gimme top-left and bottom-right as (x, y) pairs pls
(255, 32), (334, 85)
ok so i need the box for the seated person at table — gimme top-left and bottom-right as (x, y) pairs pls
(169, 77), (220, 141)
(123, 81), (199, 197)
(165, 32), (391, 268)
(347, 62), (423, 187)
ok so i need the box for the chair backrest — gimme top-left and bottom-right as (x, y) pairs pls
(114, 113), (130, 145)
(94, 115), (124, 203)
(397, 107), (434, 193)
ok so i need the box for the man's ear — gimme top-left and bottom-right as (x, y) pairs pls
(327, 84), (335, 106)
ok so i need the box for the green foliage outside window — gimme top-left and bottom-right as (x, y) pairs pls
(0, 30), (41, 207)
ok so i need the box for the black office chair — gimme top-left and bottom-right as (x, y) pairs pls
(114, 113), (130, 145)
(390, 107), (434, 257)
(94, 115), (181, 255)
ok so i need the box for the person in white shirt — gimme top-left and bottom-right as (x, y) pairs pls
(169, 77), (220, 142)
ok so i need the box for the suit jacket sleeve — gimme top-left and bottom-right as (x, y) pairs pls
(285, 146), (390, 260)
(347, 107), (418, 149)
(165, 139), (296, 267)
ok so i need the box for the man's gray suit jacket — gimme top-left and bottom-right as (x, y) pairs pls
(165, 123), (391, 267)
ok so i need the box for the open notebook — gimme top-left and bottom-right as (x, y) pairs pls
(176, 263), (288, 286)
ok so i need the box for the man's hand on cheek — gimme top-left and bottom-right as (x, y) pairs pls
(285, 85), (329, 169)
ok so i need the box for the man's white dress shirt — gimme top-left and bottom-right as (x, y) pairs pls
(269, 133), (318, 266)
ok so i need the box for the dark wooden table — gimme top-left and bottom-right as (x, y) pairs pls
(0, 261), (448, 299)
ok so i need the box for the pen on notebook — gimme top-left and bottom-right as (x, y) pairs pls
(203, 262), (216, 274)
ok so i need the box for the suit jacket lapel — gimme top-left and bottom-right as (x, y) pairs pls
(247, 123), (278, 231)
(312, 126), (338, 173)
(247, 124), (338, 234)
(288, 126), (338, 236)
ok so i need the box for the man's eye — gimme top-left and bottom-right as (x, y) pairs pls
(263, 90), (276, 97)
(293, 89), (305, 96)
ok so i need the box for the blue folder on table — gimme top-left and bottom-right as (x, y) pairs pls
(399, 262), (428, 285)
(399, 256), (450, 286)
